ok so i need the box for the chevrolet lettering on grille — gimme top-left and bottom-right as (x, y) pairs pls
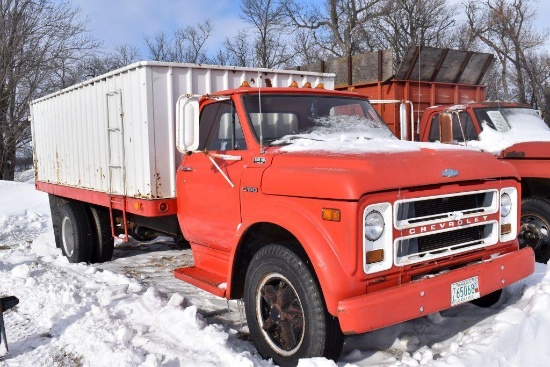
(407, 215), (490, 235)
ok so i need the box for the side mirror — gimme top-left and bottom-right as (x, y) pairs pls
(399, 103), (408, 141)
(439, 112), (454, 144)
(176, 96), (200, 152)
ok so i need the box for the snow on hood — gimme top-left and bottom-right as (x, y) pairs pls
(275, 115), (471, 154)
(278, 134), (470, 154)
(467, 112), (550, 155)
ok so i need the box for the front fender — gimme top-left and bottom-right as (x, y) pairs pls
(231, 196), (362, 316)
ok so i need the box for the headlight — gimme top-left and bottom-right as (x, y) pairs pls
(500, 193), (512, 217)
(365, 211), (385, 241)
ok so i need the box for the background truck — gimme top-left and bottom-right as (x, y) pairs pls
(299, 46), (550, 265)
(31, 61), (534, 366)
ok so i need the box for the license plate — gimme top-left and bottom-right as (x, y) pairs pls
(451, 276), (480, 306)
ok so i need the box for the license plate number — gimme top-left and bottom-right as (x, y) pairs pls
(451, 276), (480, 306)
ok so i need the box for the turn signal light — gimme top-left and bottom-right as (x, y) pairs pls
(290, 81), (299, 87)
(133, 201), (144, 212)
(240, 81), (250, 88)
(315, 83), (325, 89)
(501, 223), (512, 235)
(322, 208), (341, 222)
(366, 249), (384, 264)
(303, 82), (312, 88)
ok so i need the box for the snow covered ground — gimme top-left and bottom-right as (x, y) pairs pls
(1, 176), (550, 367)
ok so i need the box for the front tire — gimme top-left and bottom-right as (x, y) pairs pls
(244, 244), (344, 367)
(470, 289), (502, 308)
(519, 197), (550, 263)
(60, 202), (93, 263)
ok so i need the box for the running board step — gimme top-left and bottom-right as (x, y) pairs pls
(174, 266), (227, 298)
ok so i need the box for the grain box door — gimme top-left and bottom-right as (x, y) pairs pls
(106, 91), (125, 195)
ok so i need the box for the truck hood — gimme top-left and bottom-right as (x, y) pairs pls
(499, 141), (550, 159)
(261, 148), (519, 200)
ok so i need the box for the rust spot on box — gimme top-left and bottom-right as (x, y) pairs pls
(155, 171), (163, 198)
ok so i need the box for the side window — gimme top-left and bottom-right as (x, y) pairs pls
(198, 101), (246, 151)
(428, 113), (479, 142)
(452, 113), (478, 142)
(428, 115), (440, 142)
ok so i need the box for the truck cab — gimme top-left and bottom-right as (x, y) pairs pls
(173, 85), (533, 366)
(421, 102), (550, 263)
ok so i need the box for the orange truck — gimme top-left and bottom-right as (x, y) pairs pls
(31, 61), (534, 366)
(331, 47), (550, 265)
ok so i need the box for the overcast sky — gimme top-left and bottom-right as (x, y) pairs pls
(71, 0), (550, 59)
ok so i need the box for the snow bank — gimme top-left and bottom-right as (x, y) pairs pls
(0, 180), (49, 217)
(14, 169), (35, 184)
(0, 179), (268, 366)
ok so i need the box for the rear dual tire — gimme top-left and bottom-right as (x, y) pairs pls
(60, 202), (93, 263)
(88, 206), (114, 263)
(58, 201), (113, 264)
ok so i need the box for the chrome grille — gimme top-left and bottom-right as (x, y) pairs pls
(418, 225), (485, 252)
(394, 190), (499, 266)
(408, 193), (487, 222)
(395, 190), (497, 229)
(396, 224), (491, 258)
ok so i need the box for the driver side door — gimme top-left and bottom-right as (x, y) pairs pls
(176, 99), (247, 250)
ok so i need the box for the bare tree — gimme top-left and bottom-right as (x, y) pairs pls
(290, 29), (327, 66)
(112, 44), (141, 66)
(372, 0), (457, 67)
(448, 23), (483, 52)
(79, 44), (141, 79)
(281, 0), (389, 59)
(237, 0), (295, 68)
(144, 31), (173, 61)
(523, 51), (550, 120)
(144, 20), (213, 63)
(466, 0), (548, 104)
(216, 30), (255, 67)
(173, 20), (213, 63)
(0, 0), (98, 180)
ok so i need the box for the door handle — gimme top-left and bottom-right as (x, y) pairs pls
(178, 166), (193, 171)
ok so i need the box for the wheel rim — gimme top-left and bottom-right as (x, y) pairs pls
(61, 216), (75, 257)
(520, 213), (550, 259)
(256, 272), (305, 356)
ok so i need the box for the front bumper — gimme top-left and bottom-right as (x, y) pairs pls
(337, 247), (534, 335)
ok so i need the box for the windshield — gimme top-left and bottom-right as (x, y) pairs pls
(465, 106), (550, 155)
(242, 94), (396, 145)
(474, 107), (548, 133)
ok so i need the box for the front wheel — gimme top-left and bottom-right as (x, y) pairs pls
(244, 244), (343, 367)
(470, 289), (502, 308)
(519, 197), (550, 263)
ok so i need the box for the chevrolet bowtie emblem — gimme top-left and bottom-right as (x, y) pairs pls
(442, 169), (459, 178)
